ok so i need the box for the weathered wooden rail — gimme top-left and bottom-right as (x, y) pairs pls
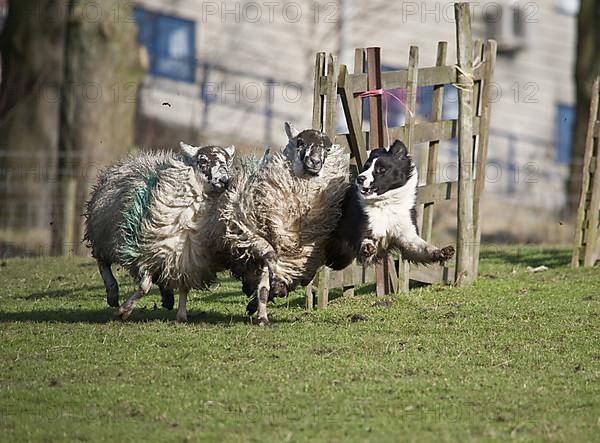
(306, 3), (497, 308)
(572, 76), (600, 267)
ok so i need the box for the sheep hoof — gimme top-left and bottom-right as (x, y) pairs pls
(106, 292), (119, 308)
(246, 297), (258, 316)
(176, 312), (188, 323)
(161, 292), (175, 310)
(117, 300), (136, 320)
(117, 307), (132, 320)
(257, 316), (270, 327)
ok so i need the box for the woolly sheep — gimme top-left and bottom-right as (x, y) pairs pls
(283, 121), (369, 271)
(84, 143), (235, 322)
(222, 126), (350, 325)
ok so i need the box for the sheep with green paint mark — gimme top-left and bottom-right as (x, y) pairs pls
(84, 142), (235, 322)
(222, 125), (351, 325)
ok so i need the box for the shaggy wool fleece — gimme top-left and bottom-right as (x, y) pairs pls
(222, 144), (350, 291)
(85, 151), (227, 291)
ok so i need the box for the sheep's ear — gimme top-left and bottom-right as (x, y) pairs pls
(388, 140), (408, 158)
(284, 121), (300, 140)
(260, 148), (271, 165)
(225, 145), (235, 158)
(180, 142), (199, 158)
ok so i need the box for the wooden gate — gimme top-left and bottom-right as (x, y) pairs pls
(306, 3), (497, 308)
(572, 76), (600, 267)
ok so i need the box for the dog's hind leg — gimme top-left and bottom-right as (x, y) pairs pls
(98, 261), (119, 307)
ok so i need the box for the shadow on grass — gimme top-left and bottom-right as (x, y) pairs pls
(201, 289), (245, 304)
(26, 284), (106, 300)
(480, 245), (571, 268)
(0, 308), (291, 325)
(284, 282), (378, 309)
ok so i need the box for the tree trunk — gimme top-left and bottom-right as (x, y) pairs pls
(567, 0), (600, 211)
(0, 0), (67, 240)
(50, 0), (145, 255)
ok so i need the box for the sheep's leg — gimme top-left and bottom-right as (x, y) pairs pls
(264, 252), (287, 298)
(159, 285), (175, 310)
(98, 261), (119, 307)
(246, 296), (258, 316)
(256, 265), (270, 326)
(176, 289), (189, 323)
(244, 274), (259, 316)
(117, 273), (152, 320)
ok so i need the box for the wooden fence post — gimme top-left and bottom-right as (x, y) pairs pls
(454, 2), (475, 286)
(306, 51), (327, 309)
(365, 47), (389, 296)
(472, 40), (497, 276)
(313, 54), (338, 308)
(572, 76), (600, 267)
(421, 42), (448, 243)
(395, 46), (420, 294)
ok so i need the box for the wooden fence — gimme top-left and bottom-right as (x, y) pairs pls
(306, 3), (497, 308)
(572, 76), (600, 267)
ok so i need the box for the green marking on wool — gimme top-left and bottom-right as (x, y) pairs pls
(117, 171), (162, 266)
(240, 155), (261, 175)
(240, 151), (270, 187)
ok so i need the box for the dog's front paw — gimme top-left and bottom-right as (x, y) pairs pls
(435, 245), (455, 263)
(359, 239), (377, 263)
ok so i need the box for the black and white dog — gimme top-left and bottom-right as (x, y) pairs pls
(354, 139), (455, 265)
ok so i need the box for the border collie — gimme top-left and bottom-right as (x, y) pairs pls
(355, 140), (455, 265)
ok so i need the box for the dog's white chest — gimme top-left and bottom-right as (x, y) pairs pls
(367, 205), (397, 238)
(363, 173), (418, 242)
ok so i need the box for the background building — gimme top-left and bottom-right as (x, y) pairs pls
(0, 0), (581, 252)
(134, 0), (578, 218)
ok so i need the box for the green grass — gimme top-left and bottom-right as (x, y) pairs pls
(0, 246), (598, 442)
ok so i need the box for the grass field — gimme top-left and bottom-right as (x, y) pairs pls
(0, 246), (598, 442)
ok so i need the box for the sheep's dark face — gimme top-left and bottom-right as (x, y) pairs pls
(283, 122), (333, 176)
(295, 130), (332, 175)
(180, 142), (235, 192)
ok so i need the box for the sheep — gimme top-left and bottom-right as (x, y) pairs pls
(283, 122), (370, 272)
(84, 142), (235, 322)
(282, 122), (331, 177)
(222, 126), (350, 325)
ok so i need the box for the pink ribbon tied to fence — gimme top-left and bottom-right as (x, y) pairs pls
(355, 88), (415, 149)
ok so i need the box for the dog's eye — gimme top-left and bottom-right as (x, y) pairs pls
(376, 166), (386, 174)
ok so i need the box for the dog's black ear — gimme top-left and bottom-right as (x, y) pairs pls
(388, 140), (408, 158)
